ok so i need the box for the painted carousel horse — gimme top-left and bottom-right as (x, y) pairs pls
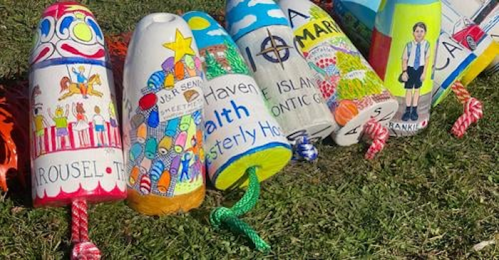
(59, 74), (104, 101)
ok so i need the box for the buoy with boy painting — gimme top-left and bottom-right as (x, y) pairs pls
(369, 0), (441, 137)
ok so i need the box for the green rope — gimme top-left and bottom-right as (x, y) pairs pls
(210, 166), (270, 252)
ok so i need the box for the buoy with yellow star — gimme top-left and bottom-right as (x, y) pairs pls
(226, 0), (337, 155)
(123, 13), (206, 215)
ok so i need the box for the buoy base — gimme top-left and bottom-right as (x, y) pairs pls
(332, 98), (398, 146)
(126, 185), (205, 216)
(213, 144), (292, 191)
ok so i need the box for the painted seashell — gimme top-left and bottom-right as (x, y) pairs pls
(165, 117), (180, 136)
(174, 131), (187, 153)
(170, 155), (181, 175)
(150, 160), (165, 181)
(130, 114), (145, 129)
(147, 107), (160, 128)
(130, 142), (143, 161)
(144, 137), (158, 159)
(139, 93), (158, 110)
(158, 136), (173, 155)
(334, 100), (359, 127)
(179, 115), (192, 131)
(136, 123), (147, 143)
(174, 61), (185, 80)
(157, 170), (171, 194)
(140, 175), (151, 195)
(129, 166), (140, 185)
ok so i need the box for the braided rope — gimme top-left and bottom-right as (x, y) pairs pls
(71, 200), (101, 260)
(292, 136), (318, 162)
(451, 81), (472, 104)
(451, 82), (484, 138)
(363, 118), (389, 160)
(210, 167), (270, 252)
(451, 98), (483, 138)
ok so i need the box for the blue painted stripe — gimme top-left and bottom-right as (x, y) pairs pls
(30, 57), (111, 71)
(432, 87), (444, 103)
(59, 16), (74, 35)
(440, 54), (477, 89)
(40, 19), (51, 37)
(210, 142), (291, 184)
(87, 18), (103, 40)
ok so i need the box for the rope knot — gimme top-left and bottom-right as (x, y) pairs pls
(71, 242), (101, 260)
(452, 97), (483, 138)
(71, 200), (101, 260)
(210, 206), (233, 230)
(364, 118), (389, 160)
(293, 136), (318, 162)
(210, 167), (271, 252)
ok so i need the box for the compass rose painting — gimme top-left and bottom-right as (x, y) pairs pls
(226, 0), (337, 143)
(257, 29), (293, 69)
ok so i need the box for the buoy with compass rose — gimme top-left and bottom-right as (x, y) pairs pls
(257, 28), (294, 69)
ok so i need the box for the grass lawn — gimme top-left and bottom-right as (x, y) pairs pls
(1, 0), (498, 259)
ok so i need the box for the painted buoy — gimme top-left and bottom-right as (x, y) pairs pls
(123, 13), (205, 215)
(369, 0), (441, 136)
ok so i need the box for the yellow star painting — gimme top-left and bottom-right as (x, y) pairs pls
(163, 29), (196, 63)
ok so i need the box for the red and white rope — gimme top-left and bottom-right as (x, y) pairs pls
(71, 200), (101, 260)
(451, 82), (484, 138)
(451, 98), (483, 138)
(364, 118), (389, 160)
(451, 81), (471, 105)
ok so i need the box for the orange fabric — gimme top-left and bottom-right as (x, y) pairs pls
(0, 84), (29, 191)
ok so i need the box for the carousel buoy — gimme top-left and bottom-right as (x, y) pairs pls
(29, 3), (127, 258)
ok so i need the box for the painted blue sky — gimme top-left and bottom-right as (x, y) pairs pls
(183, 11), (234, 50)
(226, 0), (290, 41)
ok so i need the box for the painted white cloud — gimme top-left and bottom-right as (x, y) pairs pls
(267, 9), (285, 18)
(227, 0), (245, 12)
(207, 29), (228, 36)
(248, 0), (275, 7)
(230, 15), (257, 36)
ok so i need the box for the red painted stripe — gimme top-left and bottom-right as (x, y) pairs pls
(369, 28), (392, 80)
(106, 122), (112, 146)
(32, 47), (51, 65)
(68, 123), (75, 149)
(116, 129), (121, 147)
(32, 132), (37, 158)
(50, 127), (56, 152)
(88, 123), (95, 147)
(61, 43), (105, 59)
(44, 128), (49, 154)
(61, 134), (66, 149)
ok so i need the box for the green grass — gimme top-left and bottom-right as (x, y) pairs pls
(1, 0), (498, 259)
